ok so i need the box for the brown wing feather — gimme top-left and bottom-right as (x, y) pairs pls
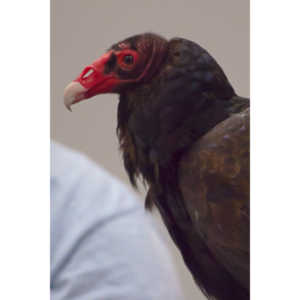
(179, 108), (250, 289)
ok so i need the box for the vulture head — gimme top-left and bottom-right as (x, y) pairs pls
(64, 33), (234, 110)
(64, 33), (168, 110)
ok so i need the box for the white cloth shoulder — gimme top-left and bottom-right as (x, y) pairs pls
(51, 142), (184, 300)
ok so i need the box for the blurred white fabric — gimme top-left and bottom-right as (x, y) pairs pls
(50, 142), (184, 300)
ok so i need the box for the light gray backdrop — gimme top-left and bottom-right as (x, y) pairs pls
(51, 1), (249, 299)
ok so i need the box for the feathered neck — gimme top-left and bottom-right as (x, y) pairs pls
(116, 38), (244, 188)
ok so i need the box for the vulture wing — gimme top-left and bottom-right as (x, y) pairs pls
(179, 108), (250, 289)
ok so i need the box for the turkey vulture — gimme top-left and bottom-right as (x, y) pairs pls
(64, 33), (250, 300)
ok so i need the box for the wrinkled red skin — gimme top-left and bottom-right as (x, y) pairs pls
(74, 48), (140, 99)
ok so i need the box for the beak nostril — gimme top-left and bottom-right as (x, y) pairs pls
(82, 68), (94, 79)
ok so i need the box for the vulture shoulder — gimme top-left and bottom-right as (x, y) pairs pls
(179, 108), (250, 289)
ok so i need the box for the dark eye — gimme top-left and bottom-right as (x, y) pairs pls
(123, 55), (134, 65)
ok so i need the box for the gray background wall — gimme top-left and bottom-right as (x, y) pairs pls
(51, 1), (249, 299)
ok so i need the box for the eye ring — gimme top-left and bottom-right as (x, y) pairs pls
(123, 54), (134, 65)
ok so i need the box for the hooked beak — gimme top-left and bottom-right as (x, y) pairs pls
(64, 82), (88, 112)
(64, 50), (119, 111)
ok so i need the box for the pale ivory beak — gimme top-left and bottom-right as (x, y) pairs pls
(64, 81), (88, 111)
